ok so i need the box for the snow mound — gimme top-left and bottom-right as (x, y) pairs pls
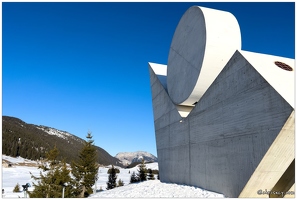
(89, 180), (224, 198)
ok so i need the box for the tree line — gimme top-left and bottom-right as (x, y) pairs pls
(2, 117), (83, 163)
(2, 116), (122, 166)
(106, 159), (159, 190)
(5, 121), (161, 197)
(25, 132), (99, 198)
(13, 133), (160, 197)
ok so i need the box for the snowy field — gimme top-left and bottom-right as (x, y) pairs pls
(2, 155), (224, 198)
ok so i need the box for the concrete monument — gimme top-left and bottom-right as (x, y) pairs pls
(148, 6), (294, 198)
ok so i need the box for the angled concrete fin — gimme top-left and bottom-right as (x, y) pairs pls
(148, 62), (185, 128)
(149, 62), (188, 183)
(239, 111), (295, 198)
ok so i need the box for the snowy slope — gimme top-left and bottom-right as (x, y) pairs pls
(2, 155), (37, 165)
(2, 155), (224, 198)
(115, 151), (157, 166)
(3, 116), (121, 166)
(36, 125), (77, 141)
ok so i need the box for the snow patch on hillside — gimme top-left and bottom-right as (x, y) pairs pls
(36, 126), (72, 140)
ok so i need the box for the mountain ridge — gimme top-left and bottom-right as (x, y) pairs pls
(2, 116), (123, 167)
(115, 151), (158, 166)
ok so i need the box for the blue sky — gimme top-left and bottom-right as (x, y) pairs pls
(2, 2), (295, 157)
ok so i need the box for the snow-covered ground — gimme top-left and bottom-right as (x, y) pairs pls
(2, 155), (224, 198)
(2, 155), (41, 198)
(90, 180), (224, 198)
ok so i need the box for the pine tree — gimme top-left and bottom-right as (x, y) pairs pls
(106, 165), (117, 190)
(28, 146), (74, 198)
(108, 167), (120, 174)
(137, 159), (147, 181)
(13, 183), (21, 192)
(130, 171), (140, 183)
(71, 131), (99, 197)
(117, 179), (124, 187)
(147, 168), (155, 180)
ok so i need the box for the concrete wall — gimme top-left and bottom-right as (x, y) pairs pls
(148, 50), (294, 197)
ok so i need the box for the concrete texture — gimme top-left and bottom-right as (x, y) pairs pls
(239, 110), (295, 198)
(240, 50), (295, 108)
(148, 6), (294, 198)
(167, 6), (241, 106)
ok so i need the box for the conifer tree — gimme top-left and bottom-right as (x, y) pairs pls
(71, 131), (99, 197)
(13, 183), (21, 193)
(147, 168), (155, 180)
(108, 167), (120, 174)
(28, 146), (74, 198)
(137, 159), (147, 181)
(130, 171), (140, 183)
(117, 179), (124, 187)
(106, 165), (117, 190)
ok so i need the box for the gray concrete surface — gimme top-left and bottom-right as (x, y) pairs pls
(148, 50), (294, 197)
(167, 6), (241, 106)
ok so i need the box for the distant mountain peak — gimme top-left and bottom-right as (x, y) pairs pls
(115, 151), (157, 166)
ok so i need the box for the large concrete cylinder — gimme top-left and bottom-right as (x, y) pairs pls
(167, 6), (241, 106)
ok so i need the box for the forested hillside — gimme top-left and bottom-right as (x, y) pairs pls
(2, 116), (123, 167)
